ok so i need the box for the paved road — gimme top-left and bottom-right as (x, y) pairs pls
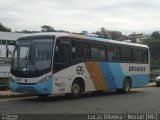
(0, 85), (160, 114)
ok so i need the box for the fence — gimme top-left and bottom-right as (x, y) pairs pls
(0, 72), (10, 90)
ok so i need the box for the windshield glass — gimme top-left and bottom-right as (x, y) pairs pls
(11, 38), (54, 77)
(32, 40), (53, 71)
(19, 46), (31, 71)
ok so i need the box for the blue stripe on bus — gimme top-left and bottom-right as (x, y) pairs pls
(98, 62), (125, 89)
(99, 62), (149, 89)
(35, 77), (53, 94)
(130, 74), (149, 87)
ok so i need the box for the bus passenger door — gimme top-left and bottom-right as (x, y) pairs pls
(53, 43), (70, 72)
(53, 42), (71, 93)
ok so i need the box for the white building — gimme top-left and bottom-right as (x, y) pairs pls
(0, 31), (26, 77)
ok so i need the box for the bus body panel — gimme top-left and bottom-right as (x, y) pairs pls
(10, 61), (150, 94)
(52, 62), (96, 94)
(51, 61), (150, 94)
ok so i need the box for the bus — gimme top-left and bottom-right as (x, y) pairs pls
(8, 32), (150, 98)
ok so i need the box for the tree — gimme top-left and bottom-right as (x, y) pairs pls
(95, 27), (109, 39)
(0, 22), (11, 32)
(143, 37), (160, 70)
(16, 30), (32, 33)
(151, 31), (160, 39)
(41, 25), (56, 32)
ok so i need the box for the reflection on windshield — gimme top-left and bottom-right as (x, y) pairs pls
(13, 48), (18, 68)
(19, 46), (31, 71)
(33, 42), (53, 70)
(11, 39), (53, 73)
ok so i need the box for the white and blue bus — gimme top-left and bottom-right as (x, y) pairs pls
(8, 32), (150, 98)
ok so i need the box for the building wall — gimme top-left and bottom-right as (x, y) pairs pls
(0, 32), (26, 77)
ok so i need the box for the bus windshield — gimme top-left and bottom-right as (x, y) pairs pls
(11, 38), (54, 77)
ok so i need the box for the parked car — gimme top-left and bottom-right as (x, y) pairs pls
(155, 76), (160, 87)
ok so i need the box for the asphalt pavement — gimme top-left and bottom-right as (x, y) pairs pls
(0, 82), (159, 114)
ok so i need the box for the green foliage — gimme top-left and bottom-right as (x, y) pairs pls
(95, 31), (109, 39)
(19, 30), (32, 33)
(143, 37), (160, 70)
(151, 59), (160, 70)
(41, 25), (56, 32)
(0, 22), (11, 32)
(151, 31), (160, 39)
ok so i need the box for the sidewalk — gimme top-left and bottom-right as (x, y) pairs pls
(0, 90), (33, 99)
(146, 82), (156, 87)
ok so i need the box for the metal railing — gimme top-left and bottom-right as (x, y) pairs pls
(0, 72), (10, 78)
(0, 72), (10, 90)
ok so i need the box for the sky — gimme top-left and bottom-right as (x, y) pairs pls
(0, 0), (160, 35)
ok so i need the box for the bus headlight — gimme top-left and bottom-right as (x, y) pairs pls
(39, 78), (47, 84)
(38, 75), (51, 84)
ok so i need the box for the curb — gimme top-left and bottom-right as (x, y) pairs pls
(0, 93), (34, 99)
(145, 82), (156, 87)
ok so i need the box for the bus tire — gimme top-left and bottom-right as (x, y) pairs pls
(122, 77), (131, 94)
(116, 89), (123, 93)
(38, 94), (48, 99)
(70, 81), (82, 99)
(156, 81), (160, 87)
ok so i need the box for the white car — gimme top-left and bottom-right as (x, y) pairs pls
(155, 76), (160, 87)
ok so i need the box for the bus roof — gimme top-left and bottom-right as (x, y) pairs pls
(19, 32), (149, 49)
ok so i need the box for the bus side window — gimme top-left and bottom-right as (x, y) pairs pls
(143, 49), (148, 64)
(107, 45), (120, 61)
(54, 44), (70, 64)
(72, 40), (90, 60)
(133, 48), (143, 63)
(90, 43), (106, 60)
(120, 47), (132, 62)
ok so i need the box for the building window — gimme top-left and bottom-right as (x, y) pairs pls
(7, 40), (13, 44)
(2, 40), (6, 45)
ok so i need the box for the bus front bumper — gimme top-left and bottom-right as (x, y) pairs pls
(10, 79), (53, 95)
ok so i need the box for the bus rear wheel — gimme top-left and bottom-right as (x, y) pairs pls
(156, 81), (160, 87)
(122, 78), (131, 93)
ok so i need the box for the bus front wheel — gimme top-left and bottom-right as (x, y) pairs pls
(70, 81), (81, 98)
(38, 94), (48, 99)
